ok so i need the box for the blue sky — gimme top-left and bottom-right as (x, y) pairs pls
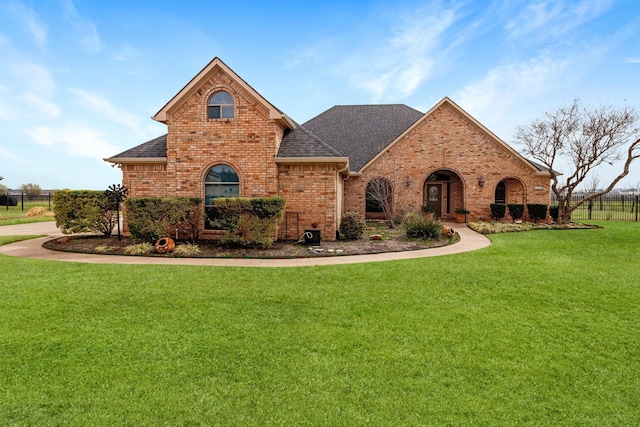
(0, 0), (639, 191)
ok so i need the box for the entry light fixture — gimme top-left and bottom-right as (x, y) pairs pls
(478, 176), (485, 187)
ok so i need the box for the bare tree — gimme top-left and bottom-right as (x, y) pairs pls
(19, 183), (42, 200)
(366, 177), (394, 227)
(515, 99), (640, 224)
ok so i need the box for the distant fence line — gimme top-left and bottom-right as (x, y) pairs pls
(1, 192), (54, 211)
(550, 193), (640, 222)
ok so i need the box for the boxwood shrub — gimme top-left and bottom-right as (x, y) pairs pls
(53, 190), (118, 236)
(206, 197), (285, 248)
(490, 203), (507, 221)
(507, 204), (525, 221)
(549, 205), (560, 222)
(527, 204), (548, 221)
(339, 211), (365, 241)
(126, 197), (202, 242)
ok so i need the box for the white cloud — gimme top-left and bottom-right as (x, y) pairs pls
(67, 88), (142, 133)
(2, 0), (47, 48)
(19, 93), (61, 118)
(621, 57), (640, 64)
(336, 4), (458, 102)
(453, 53), (574, 126)
(8, 60), (55, 95)
(25, 124), (120, 159)
(506, 0), (615, 40)
(61, 0), (102, 53)
(0, 84), (19, 120)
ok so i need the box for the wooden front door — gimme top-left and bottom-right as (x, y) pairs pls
(426, 184), (442, 217)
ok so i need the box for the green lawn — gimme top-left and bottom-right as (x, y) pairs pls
(0, 201), (55, 225)
(1, 222), (639, 425)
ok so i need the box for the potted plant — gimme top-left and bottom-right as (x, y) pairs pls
(455, 207), (470, 223)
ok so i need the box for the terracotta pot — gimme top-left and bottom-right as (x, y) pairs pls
(455, 213), (466, 223)
(155, 237), (176, 253)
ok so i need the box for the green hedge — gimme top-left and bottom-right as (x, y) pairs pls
(527, 204), (548, 221)
(507, 204), (525, 221)
(53, 190), (118, 236)
(126, 197), (202, 242)
(490, 203), (507, 221)
(206, 197), (285, 248)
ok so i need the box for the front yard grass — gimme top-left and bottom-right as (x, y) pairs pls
(1, 221), (638, 425)
(0, 201), (54, 226)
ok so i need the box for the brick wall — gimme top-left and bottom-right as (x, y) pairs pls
(277, 163), (340, 241)
(343, 101), (550, 222)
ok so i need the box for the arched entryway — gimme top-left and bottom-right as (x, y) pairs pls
(494, 177), (526, 205)
(424, 170), (464, 219)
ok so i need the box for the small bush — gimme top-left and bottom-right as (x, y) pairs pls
(126, 197), (202, 242)
(527, 204), (548, 221)
(172, 243), (202, 256)
(124, 242), (154, 255)
(507, 204), (524, 221)
(339, 211), (365, 240)
(549, 206), (559, 222)
(207, 197), (285, 248)
(490, 203), (507, 221)
(54, 190), (118, 236)
(94, 245), (112, 253)
(402, 211), (443, 239)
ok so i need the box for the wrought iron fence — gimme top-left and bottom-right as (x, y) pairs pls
(1, 192), (54, 211)
(550, 193), (640, 222)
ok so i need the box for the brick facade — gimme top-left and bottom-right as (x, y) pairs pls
(109, 58), (550, 241)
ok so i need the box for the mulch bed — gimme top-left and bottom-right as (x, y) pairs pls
(43, 224), (459, 259)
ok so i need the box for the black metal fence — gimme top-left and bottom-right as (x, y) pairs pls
(550, 193), (640, 222)
(1, 192), (54, 211)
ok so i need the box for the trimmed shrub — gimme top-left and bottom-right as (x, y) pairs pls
(507, 204), (525, 221)
(206, 197), (285, 248)
(126, 197), (202, 243)
(527, 204), (548, 221)
(549, 206), (559, 222)
(490, 203), (507, 221)
(339, 211), (365, 241)
(53, 190), (118, 236)
(402, 211), (443, 239)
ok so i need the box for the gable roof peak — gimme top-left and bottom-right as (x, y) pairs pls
(152, 57), (294, 129)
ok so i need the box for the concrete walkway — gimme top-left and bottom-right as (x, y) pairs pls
(0, 221), (491, 267)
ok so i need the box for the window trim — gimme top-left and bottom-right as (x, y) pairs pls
(207, 90), (235, 119)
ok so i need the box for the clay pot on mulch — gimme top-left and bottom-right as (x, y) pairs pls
(155, 237), (176, 254)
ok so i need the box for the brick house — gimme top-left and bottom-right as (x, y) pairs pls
(105, 57), (550, 241)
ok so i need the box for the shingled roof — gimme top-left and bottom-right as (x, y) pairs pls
(301, 104), (424, 171)
(277, 123), (345, 159)
(106, 134), (167, 161)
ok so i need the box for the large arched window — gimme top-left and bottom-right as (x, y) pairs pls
(366, 177), (392, 219)
(204, 164), (239, 205)
(208, 91), (234, 119)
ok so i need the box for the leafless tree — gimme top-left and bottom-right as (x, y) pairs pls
(19, 183), (42, 200)
(515, 99), (640, 224)
(366, 177), (394, 227)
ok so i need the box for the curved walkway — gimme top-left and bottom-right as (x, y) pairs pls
(0, 222), (491, 267)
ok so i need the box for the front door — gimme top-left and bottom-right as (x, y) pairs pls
(426, 184), (442, 217)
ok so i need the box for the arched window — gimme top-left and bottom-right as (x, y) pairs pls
(204, 164), (239, 205)
(366, 177), (392, 219)
(208, 91), (234, 119)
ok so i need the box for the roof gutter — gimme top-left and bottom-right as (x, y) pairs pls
(104, 157), (168, 164)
